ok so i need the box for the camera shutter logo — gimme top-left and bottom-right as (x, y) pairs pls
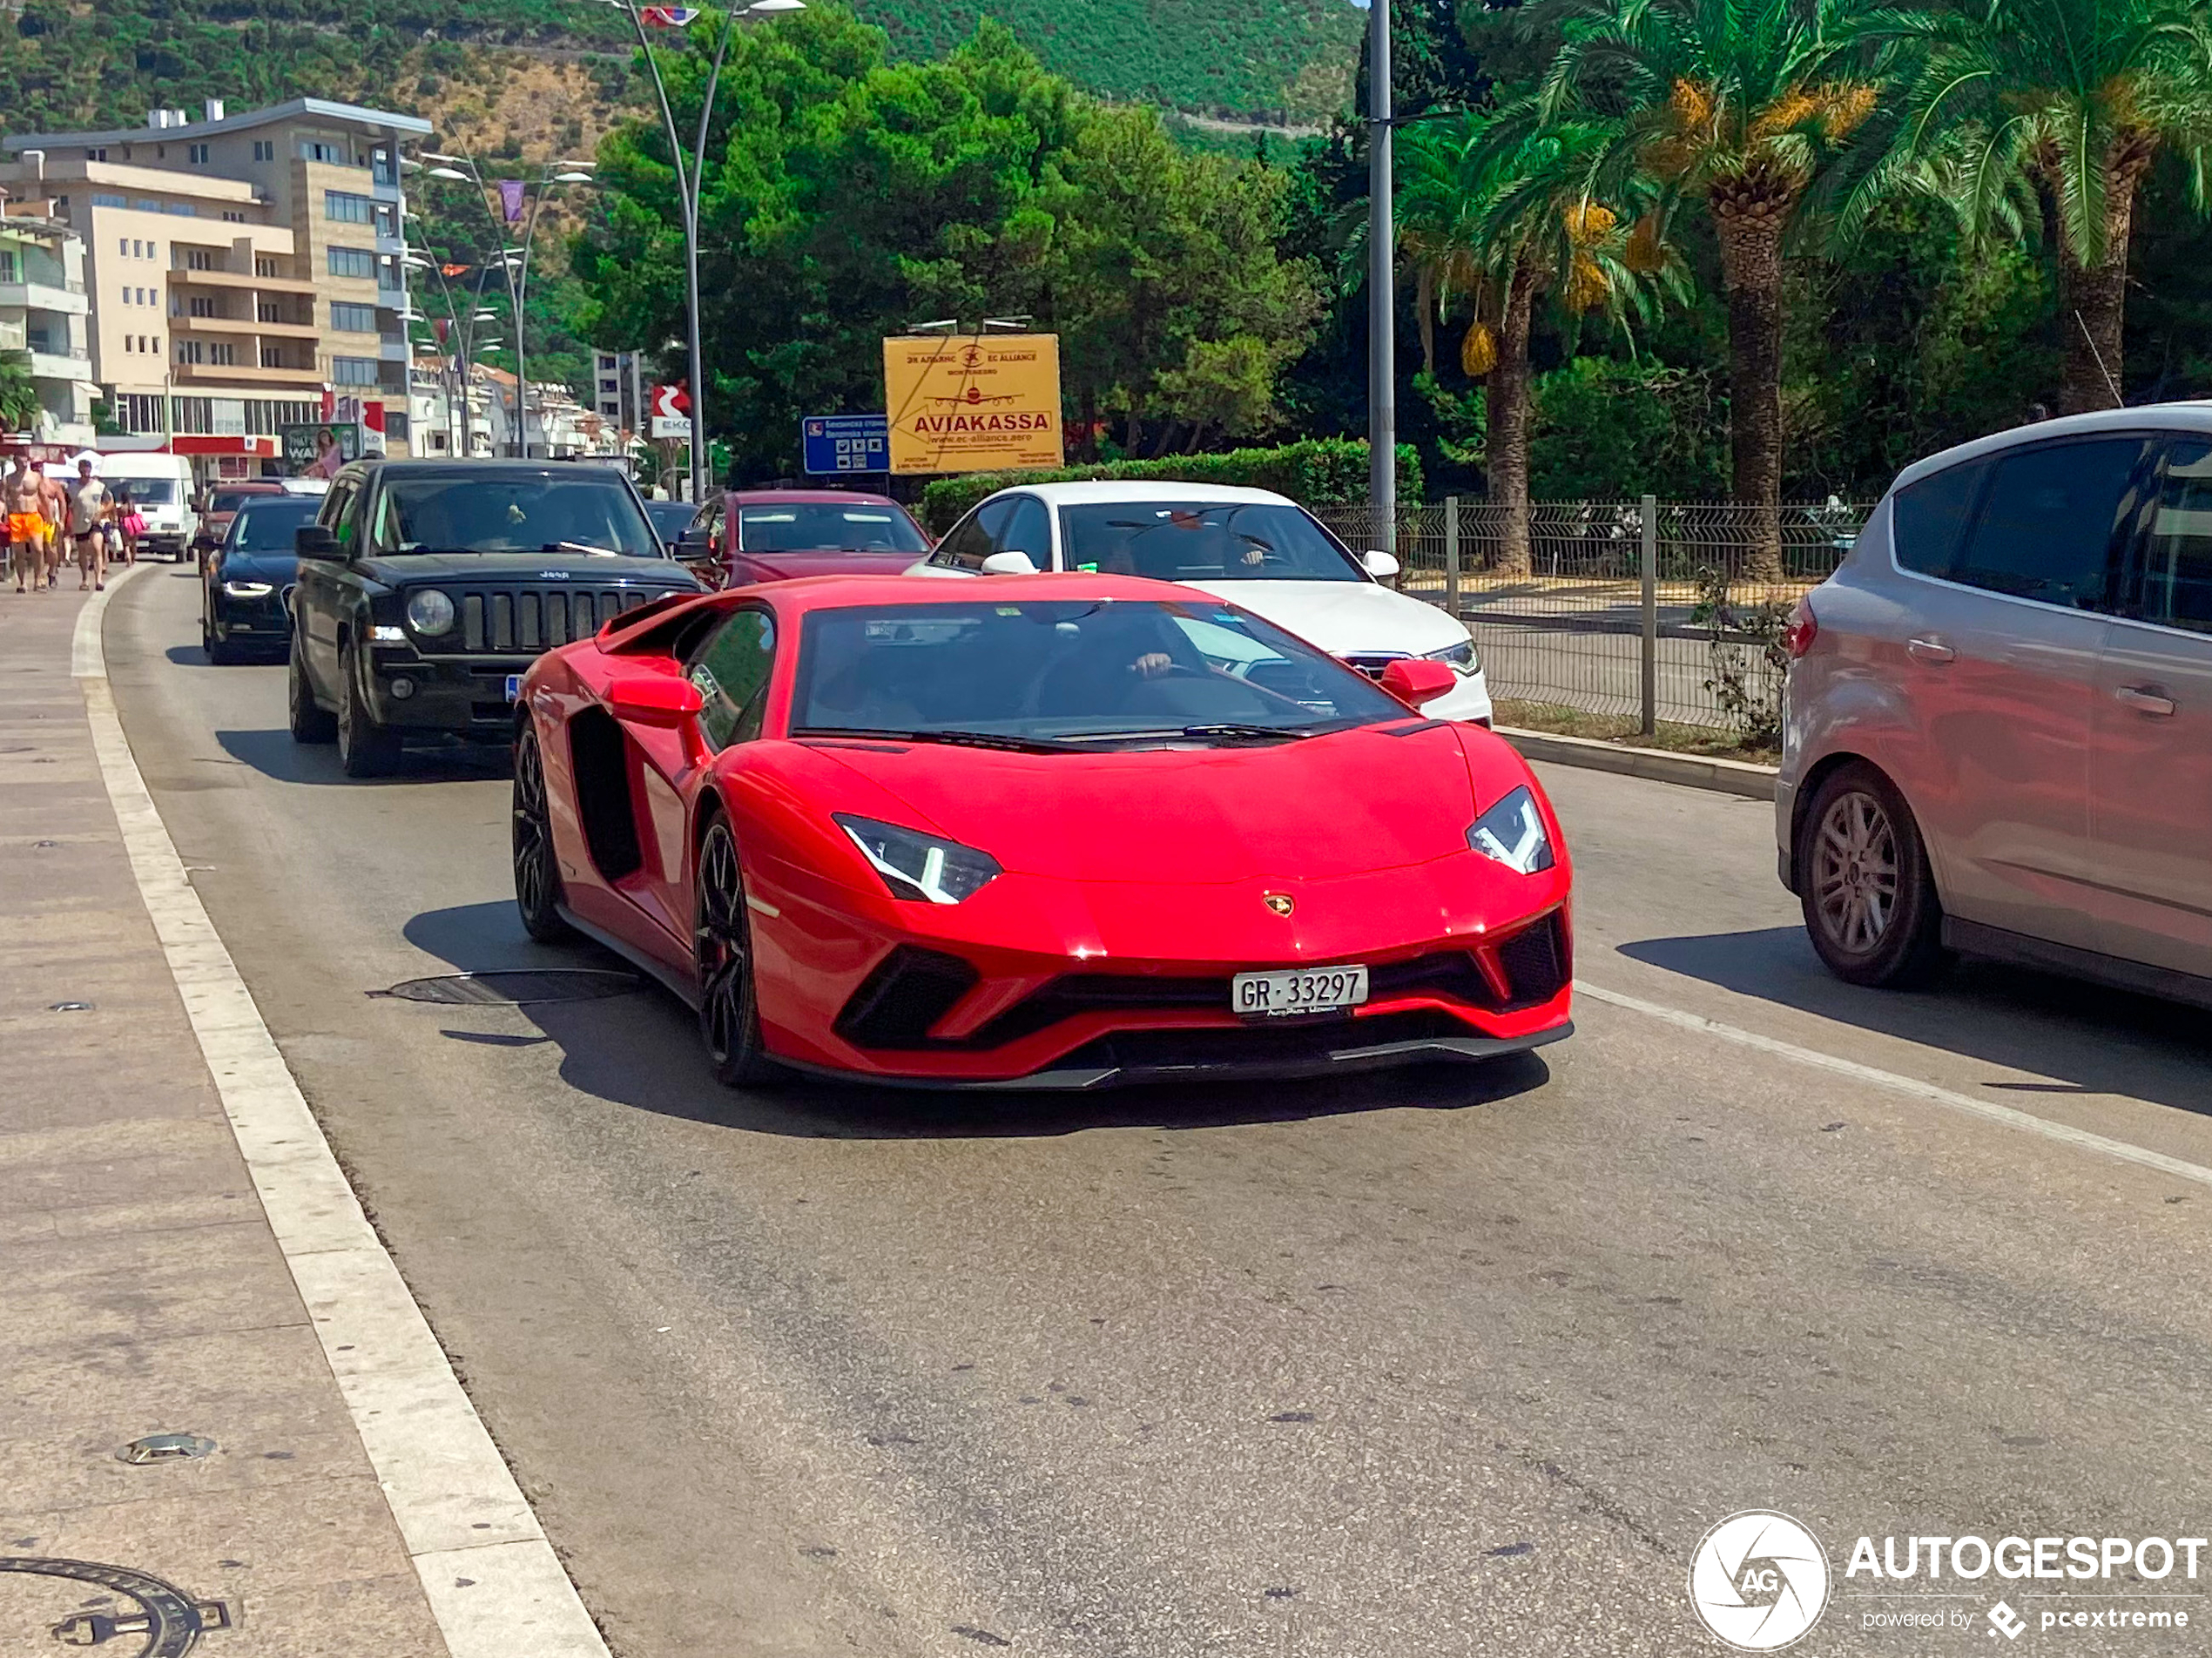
(1689, 1511), (1831, 1650)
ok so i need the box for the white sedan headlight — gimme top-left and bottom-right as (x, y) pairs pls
(406, 588), (456, 636)
(1467, 785), (1554, 874)
(1424, 637), (1480, 676)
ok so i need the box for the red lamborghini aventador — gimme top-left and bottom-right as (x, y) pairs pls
(510, 574), (1573, 1088)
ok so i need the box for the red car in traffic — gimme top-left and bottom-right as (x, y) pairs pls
(691, 489), (933, 587)
(511, 575), (1573, 1089)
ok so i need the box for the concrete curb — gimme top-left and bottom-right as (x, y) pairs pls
(75, 568), (610, 1658)
(1495, 725), (1779, 802)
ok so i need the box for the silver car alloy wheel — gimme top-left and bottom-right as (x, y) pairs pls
(1811, 789), (1900, 955)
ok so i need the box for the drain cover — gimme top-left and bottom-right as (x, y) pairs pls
(372, 969), (644, 1007)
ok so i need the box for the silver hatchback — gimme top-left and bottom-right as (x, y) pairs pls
(1779, 406), (2212, 1006)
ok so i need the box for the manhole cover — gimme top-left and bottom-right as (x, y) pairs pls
(372, 969), (644, 1007)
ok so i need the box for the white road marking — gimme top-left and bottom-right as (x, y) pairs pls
(1576, 978), (2212, 1190)
(75, 570), (610, 1658)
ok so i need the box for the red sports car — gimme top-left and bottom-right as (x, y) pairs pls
(510, 574), (1573, 1089)
(691, 489), (934, 588)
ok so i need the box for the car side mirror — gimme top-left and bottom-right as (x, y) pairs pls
(607, 673), (705, 728)
(295, 523), (341, 560)
(980, 549), (1039, 576)
(1379, 657), (1458, 707)
(1362, 549), (1401, 581)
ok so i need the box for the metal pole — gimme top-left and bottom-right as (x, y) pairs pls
(619, 0), (705, 504)
(1641, 493), (1659, 738)
(1444, 494), (1460, 617)
(1366, 0), (1394, 555)
(515, 174), (554, 458)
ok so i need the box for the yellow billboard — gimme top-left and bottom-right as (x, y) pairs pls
(883, 334), (1065, 475)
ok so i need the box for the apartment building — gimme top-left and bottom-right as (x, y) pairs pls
(0, 212), (95, 450)
(0, 96), (432, 471)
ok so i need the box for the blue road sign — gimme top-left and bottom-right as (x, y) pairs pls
(802, 414), (891, 475)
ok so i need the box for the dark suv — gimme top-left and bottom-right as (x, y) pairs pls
(287, 460), (703, 776)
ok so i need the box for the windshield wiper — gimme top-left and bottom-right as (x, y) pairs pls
(793, 725), (1084, 754)
(1066, 723), (1317, 745)
(543, 541), (625, 556)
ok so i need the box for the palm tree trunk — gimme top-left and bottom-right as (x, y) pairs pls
(1488, 259), (1536, 578)
(2056, 140), (2150, 415)
(1714, 208), (1787, 584)
(1416, 263), (1437, 378)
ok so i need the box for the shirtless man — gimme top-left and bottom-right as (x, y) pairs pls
(7, 457), (42, 593)
(34, 461), (66, 589)
(65, 458), (109, 591)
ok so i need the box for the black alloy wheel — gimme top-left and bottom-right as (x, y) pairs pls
(288, 630), (336, 743)
(335, 640), (403, 778)
(694, 819), (781, 1088)
(512, 726), (575, 944)
(1796, 761), (1948, 988)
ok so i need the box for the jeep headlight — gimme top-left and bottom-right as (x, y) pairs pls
(406, 588), (456, 637)
(1467, 785), (1554, 874)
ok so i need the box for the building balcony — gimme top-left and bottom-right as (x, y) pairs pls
(172, 360), (326, 388)
(28, 348), (91, 382)
(0, 280), (90, 316)
(170, 268), (319, 296)
(0, 318), (26, 352)
(179, 314), (322, 340)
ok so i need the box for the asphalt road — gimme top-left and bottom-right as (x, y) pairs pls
(109, 564), (2212, 1658)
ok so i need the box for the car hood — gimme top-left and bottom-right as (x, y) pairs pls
(737, 549), (927, 582)
(355, 551), (699, 588)
(1178, 578), (1468, 657)
(216, 552), (300, 583)
(810, 721), (1479, 884)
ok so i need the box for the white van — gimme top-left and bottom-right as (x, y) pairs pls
(78, 451), (199, 561)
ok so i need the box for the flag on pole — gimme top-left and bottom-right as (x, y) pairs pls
(640, 5), (701, 23)
(433, 317), (450, 345)
(440, 262), (471, 279)
(497, 179), (525, 224)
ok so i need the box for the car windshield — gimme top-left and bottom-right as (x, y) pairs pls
(368, 471), (662, 557)
(645, 501), (695, 543)
(121, 479), (178, 506)
(792, 597), (1406, 745)
(739, 502), (928, 554)
(227, 497), (320, 552)
(1058, 501), (1364, 583)
(212, 489), (273, 515)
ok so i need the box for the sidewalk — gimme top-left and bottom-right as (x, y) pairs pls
(0, 571), (489, 1653)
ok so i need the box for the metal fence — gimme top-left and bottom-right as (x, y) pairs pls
(1311, 497), (1870, 734)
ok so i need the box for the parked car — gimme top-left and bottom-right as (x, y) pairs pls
(287, 460), (704, 777)
(192, 479), (287, 569)
(510, 573), (1570, 1088)
(1780, 405), (2212, 1007)
(202, 493), (321, 664)
(908, 482), (1493, 724)
(644, 497), (698, 552)
(683, 489), (934, 588)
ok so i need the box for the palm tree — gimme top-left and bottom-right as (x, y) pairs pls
(1886, 0), (2212, 414)
(0, 352), (43, 436)
(1543, 0), (1887, 576)
(1392, 110), (1675, 573)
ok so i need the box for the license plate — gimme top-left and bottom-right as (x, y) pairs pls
(1231, 965), (1368, 1018)
(504, 674), (523, 702)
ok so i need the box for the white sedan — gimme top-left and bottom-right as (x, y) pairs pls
(907, 482), (1492, 724)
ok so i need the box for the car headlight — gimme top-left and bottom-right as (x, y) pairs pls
(221, 579), (273, 598)
(1467, 785), (1554, 874)
(834, 813), (1001, 905)
(406, 588), (456, 636)
(1424, 637), (1480, 676)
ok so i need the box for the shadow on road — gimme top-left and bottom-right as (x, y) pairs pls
(1618, 927), (2212, 1115)
(215, 726), (513, 787)
(401, 900), (1553, 1140)
(165, 644), (216, 668)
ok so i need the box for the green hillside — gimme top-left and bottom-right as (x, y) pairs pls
(0, 0), (1359, 137)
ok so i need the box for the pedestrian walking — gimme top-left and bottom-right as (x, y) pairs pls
(65, 457), (109, 592)
(33, 460), (65, 589)
(115, 488), (143, 566)
(7, 456), (40, 593)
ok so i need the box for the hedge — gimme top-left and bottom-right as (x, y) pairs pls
(915, 437), (1425, 532)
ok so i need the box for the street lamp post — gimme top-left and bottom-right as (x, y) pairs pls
(421, 153), (593, 457)
(402, 249), (508, 455)
(606, 0), (806, 503)
(1367, 0), (1395, 552)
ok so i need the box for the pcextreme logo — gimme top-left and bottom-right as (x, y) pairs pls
(1690, 1511), (1833, 1650)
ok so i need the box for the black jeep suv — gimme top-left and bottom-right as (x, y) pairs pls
(287, 460), (704, 776)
